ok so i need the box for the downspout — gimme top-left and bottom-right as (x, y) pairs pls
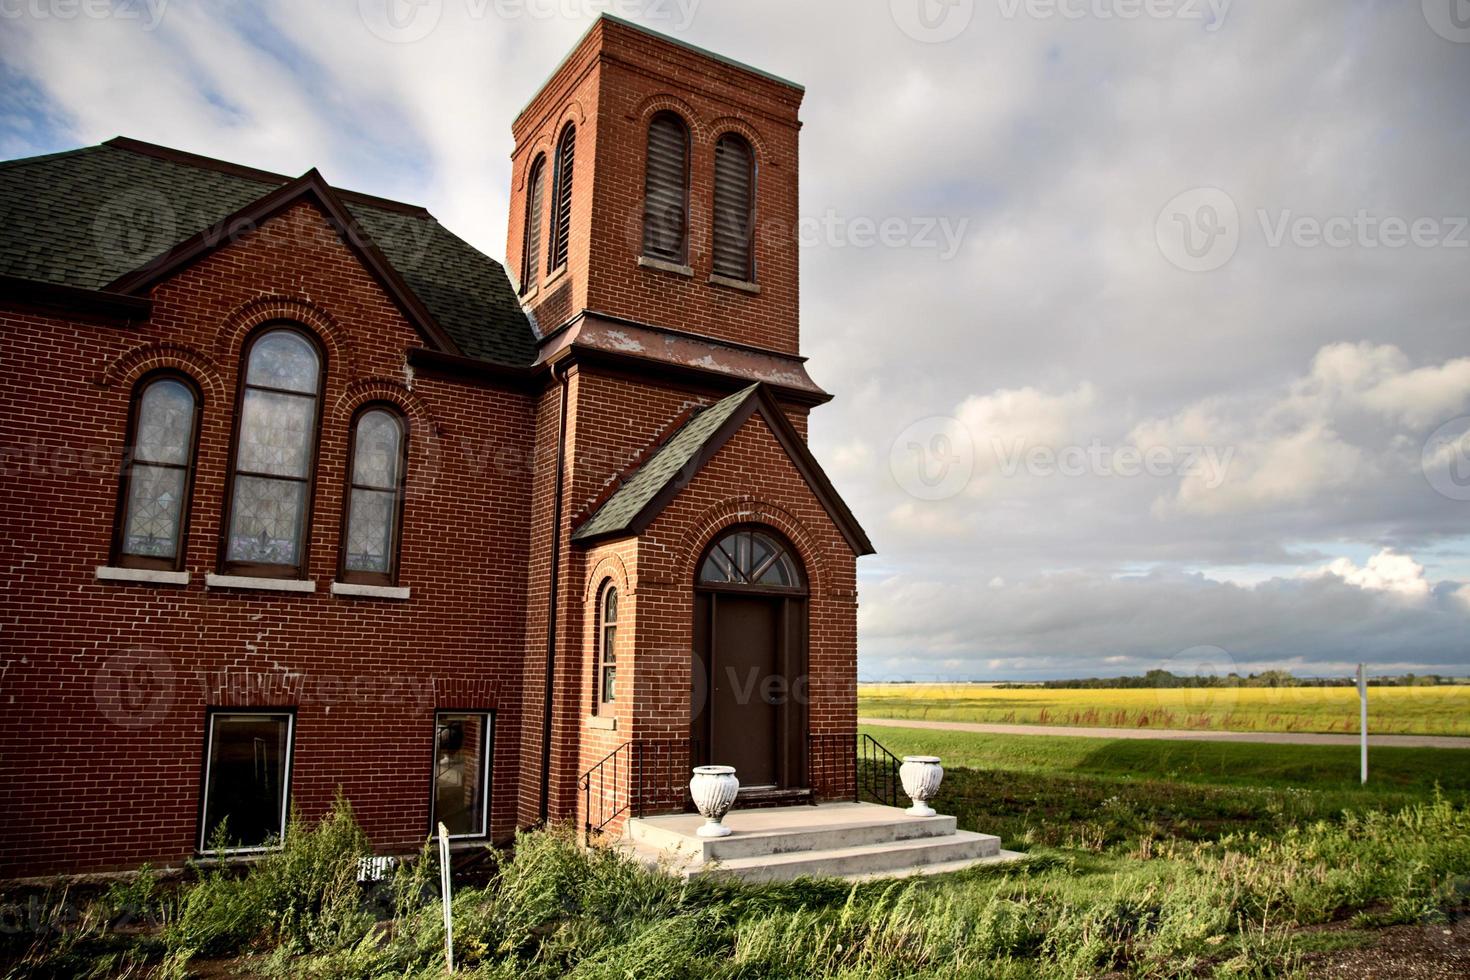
(539, 361), (571, 824)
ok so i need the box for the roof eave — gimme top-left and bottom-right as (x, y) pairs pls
(0, 274), (152, 323)
(571, 383), (875, 557)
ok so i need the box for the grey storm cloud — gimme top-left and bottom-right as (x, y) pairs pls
(3, 0), (1467, 678)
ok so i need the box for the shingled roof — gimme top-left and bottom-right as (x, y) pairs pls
(0, 138), (536, 367)
(573, 384), (875, 556)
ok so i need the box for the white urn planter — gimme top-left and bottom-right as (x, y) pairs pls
(899, 756), (943, 817)
(689, 765), (739, 837)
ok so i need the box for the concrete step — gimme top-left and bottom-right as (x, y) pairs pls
(629, 802), (957, 862)
(621, 829), (1010, 884)
(704, 830), (1002, 883)
(842, 849), (1031, 883)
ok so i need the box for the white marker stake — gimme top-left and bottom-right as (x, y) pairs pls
(1357, 664), (1368, 785)
(438, 822), (454, 972)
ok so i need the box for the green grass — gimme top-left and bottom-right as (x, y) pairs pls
(863, 724), (1470, 794)
(6, 740), (1470, 979)
(863, 725), (1470, 851)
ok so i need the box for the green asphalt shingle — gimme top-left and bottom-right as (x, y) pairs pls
(0, 142), (536, 366)
(573, 385), (759, 542)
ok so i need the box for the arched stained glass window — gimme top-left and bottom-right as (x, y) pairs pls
(223, 325), (323, 577)
(697, 528), (804, 591)
(114, 373), (201, 569)
(340, 405), (408, 586)
(597, 585), (618, 706)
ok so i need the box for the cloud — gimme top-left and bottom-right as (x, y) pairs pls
(859, 560), (1470, 681)
(1137, 343), (1470, 519)
(4, 0), (1469, 677)
(1309, 549), (1433, 601)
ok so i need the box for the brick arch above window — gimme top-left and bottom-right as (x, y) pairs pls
(704, 116), (768, 160)
(520, 100), (587, 185)
(213, 295), (359, 382)
(331, 376), (434, 429)
(101, 341), (225, 403)
(678, 497), (828, 599)
(515, 136), (555, 192)
(332, 376), (447, 510)
(633, 93), (707, 140)
(583, 551), (632, 602)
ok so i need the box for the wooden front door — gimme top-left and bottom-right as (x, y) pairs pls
(692, 527), (808, 790)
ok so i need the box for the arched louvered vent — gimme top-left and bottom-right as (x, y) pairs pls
(521, 154), (545, 291)
(642, 112), (689, 262)
(712, 133), (754, 281)
(549, 123), (576, 272)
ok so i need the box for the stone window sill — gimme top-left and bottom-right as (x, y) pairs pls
(331, 581), (411, 601)
(96, 566), (190, 586)
(638, 255), (694, 278)
(543, 264), (568, 290)
(205, 573), (316, 594)
(708, 273), (761, 294)
(585, 715), (617, 731)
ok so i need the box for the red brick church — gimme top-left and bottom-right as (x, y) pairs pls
(0, 16), (873, 877)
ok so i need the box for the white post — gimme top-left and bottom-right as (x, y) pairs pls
(438, 822), (454, 973)
(1357, 664), (1368, 785)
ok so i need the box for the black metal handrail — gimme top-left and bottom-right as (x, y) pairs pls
(858, 733), (902, 808)
(578, 741), (631, 844)
(577, 737), (702, 843)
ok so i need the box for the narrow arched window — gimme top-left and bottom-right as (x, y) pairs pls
(711, 133), (755, 282)
(521, 153), (546, 292)
(597, 585), (618, 706)
(642, 112), (689, 263)
(113, 373), (201, 570)
(339, 405), (408, 586)
(548, 123), (576, 273)
(222, 325), (323, 578)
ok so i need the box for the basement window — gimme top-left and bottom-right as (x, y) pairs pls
(432, 712), (492, 839)
(198, 711), (294, 853)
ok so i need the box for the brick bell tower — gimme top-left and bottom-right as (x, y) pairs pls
(507, 14), (815, 371)
(509, 17), (864, 831)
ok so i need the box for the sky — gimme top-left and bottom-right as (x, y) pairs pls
(3, 0), (1468, 681)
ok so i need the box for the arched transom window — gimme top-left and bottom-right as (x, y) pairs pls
(698, 528), (804, 591)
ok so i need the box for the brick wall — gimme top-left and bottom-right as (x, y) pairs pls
(0, 201), (535, 877)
